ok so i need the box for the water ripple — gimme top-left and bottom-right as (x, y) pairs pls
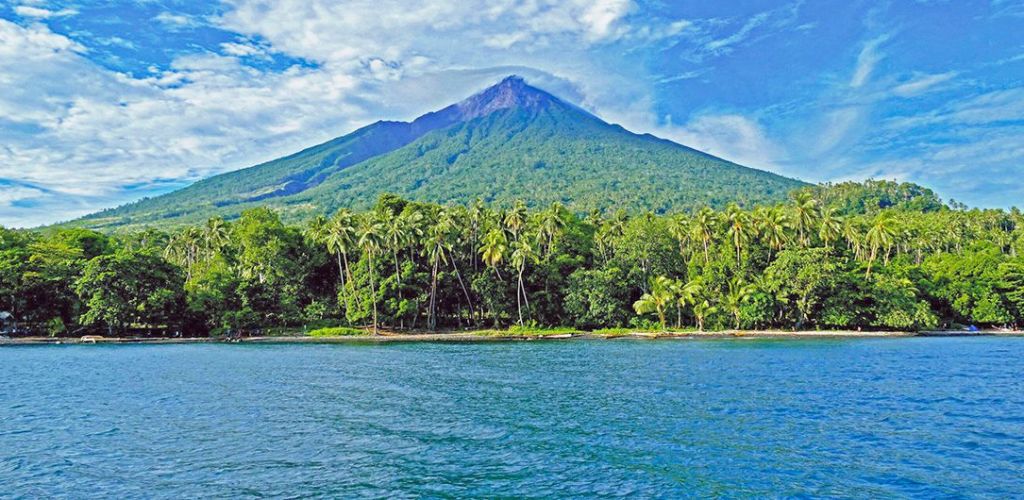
(1, 338), (1023, 497)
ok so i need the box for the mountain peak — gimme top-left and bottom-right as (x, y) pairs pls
(454, 75), (556, 119)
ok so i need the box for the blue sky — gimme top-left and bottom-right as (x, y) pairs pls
(1, 0), (1022, 227)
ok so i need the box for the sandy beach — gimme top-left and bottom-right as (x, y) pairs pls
(3, 329), (1022, 345)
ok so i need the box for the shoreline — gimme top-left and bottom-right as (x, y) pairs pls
(2, 329), (1022, 345)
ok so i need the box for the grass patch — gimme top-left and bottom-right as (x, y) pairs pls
(474, 326), (581, 337)
(307, 326), (369, 337)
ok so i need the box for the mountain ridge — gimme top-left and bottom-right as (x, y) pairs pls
(74, 76), (806, 230)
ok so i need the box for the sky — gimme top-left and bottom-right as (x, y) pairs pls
(1, 0), (1023, 227)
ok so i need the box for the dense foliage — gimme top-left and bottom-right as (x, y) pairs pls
(4, 182), (1023, 337)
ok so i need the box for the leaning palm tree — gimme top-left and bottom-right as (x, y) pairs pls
(357, 216), (384, 334)
(509, 236), (538, 326)
(865, 211), (896, 277)
(633, 275), (675, 331)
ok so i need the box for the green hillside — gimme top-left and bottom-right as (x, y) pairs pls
(72, 76), (806, 231)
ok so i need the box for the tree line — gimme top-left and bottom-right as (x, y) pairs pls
(2, 180), (1023, 336)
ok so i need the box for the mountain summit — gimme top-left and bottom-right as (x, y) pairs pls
(76, 76), (805, 230)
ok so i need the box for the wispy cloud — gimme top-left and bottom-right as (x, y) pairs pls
(891, 71), (958, 97)
(705, 12), (769, 53)
(850, 35), (888, 88)
(13, 5), (77, 19)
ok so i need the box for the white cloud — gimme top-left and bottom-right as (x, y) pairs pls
(705, 12), (769, 53)
(661, 114), (790, 177)
(0, 3), (681, 226)
(13, 5), (77, 19)
(154, 12), (203, 30)
(850, 35), (888, 88)
(891, 71), (957, 97)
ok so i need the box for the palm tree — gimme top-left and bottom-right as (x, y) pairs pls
(671, 278), (701, 328)
(692, 297), (717, 332)
(326, 210), (357, 283)
(357, 216), (383, 334)
(690, 207), (717, 264)
(510, 236), (538, 326)
(203, 216), (230, 255)
(724, 203), (752, 265)
(325, 210), (357, 314)
(725, 278), (755, 329)
(756, 205), (790, 260)
(504, 200), (528, 240)
(480, 228), (508, 280)
(865, 211), (896, 277)
(791, 191), (819, 248)
(843, 219), (863, 260)
(668, 213), (690, 257)
(818, 207), (843, 251)
(633, 275), (675, 331)
(537, 201), (567, 258)
(423, 224), (447, 330)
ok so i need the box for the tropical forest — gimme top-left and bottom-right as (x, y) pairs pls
(2, 180), (1023, 337)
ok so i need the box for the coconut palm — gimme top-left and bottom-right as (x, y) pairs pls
(692, 298), (717, 332)
(818, 207), (843, 251)
(724, 278), (755, 329)
(668, 213), (691, 257)
(509, 236), (538, 326)
(503, 200), (528, 240)
(756, 205), (790, 260)
(865, 211), (896, 277)
(671, 278), (701, 329)
(724, 203), (753, 265)
(203, 216), (230, 255)
(357, 216), (383, 334)
(633, 275), (675, 331)
(537, 201), (567, 258)
(479, 228), (508, 280)
(791, 191), (819, 247)
(690, 207), (717, 264)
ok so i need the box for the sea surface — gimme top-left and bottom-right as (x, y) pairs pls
(1, 338), (1023, 498)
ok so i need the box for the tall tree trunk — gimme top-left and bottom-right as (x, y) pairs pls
(429, 259), (439, 330)
(516, 266), (525, 326)
(450, 258), (476, 323)
(368, 254), (378, 334)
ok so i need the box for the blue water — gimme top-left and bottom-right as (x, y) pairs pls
(1, 338), (1023, 498)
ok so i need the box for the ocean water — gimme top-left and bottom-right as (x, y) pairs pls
(1, 338), (1022, 498)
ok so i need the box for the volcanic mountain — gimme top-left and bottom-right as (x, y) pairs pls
(76, 76), (805, 229)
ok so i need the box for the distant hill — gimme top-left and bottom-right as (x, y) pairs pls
(73, 76), (807, 230)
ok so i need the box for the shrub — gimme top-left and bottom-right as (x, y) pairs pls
(307, 326), (368, 337)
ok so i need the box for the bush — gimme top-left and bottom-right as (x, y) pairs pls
(307, 326), (368, 337)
